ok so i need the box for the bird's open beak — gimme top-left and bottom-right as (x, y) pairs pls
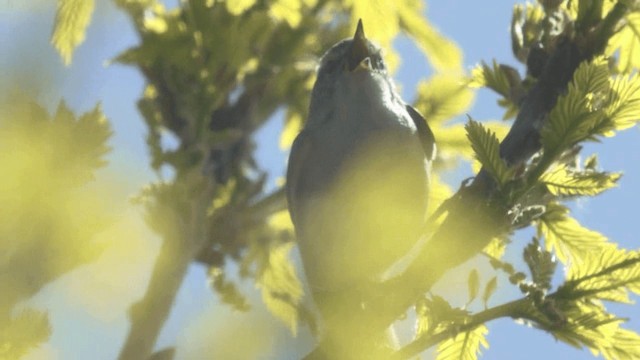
(348, 19), (372, 72)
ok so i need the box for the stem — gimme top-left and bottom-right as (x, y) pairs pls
(393, 297), (532, 359)
(118, 181), (213, 360)
(117, 236), (193, 360)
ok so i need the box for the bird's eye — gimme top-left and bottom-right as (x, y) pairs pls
(372, 54), (386, 71)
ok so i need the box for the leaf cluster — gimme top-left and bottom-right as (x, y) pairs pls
(442, 1), (640, 359)
(0, 97), (112, 355)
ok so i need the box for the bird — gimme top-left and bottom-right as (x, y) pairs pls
(286, 19), (436, 356)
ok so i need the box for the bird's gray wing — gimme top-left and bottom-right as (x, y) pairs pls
(285, 130), (313, 229)
(406, 105), (436, 161)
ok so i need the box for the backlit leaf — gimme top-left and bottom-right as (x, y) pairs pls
(541, 165), (621, 196)
(398, 0), (463, 72)
(604, 72), (640, 132)
(51, 0), (95, 65)
(562, 246), (640, 303)
(523, 238), (556, 291)
(541, 57), (610, 155)
(270, 0), (303, 28)
(226, 0), (257, 15)
(436, 324), (489, 360)
(538, 203), (610, 264)
(606, 12), (640, 74)
(465, 119), (513, 188)
(255, 242), (303, 335)
(0, 309), (51, 360)
(484, 237), (507, 259)
(280, 111), (303, 150)
(414, 74), (475, 125)
(482, 277), (498, 309)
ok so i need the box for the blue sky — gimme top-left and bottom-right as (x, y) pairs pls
(2, 1), (640, 359)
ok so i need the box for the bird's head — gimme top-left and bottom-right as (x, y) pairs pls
(307, 20), (397, 125)
(317, 19), (388, 80)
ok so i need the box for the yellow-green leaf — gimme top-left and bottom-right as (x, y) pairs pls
(436, 325), (489, 360)
(470, 61), (523, 120)
(606, 12), (640, 74)
(398, 0), (463, 72)
(433, 123), (473, 162)
(604, 72), (640, 132)
(352, 1), (399, 51)
(484, 237), (507, 259)
(541, 57), (610, 154)
(51, 0), (95, 66)
(600, 328), (640, 360)
(537, 203), (611, 264)
(541, 165), (621, 196)
(226, 0), (257, 15)
(268, 209), (294, 232)
(270, 0), (303, 28)
(482, 277), (498, 309)
(564, 246), (640, 303)
(0, 309), (51, 360)
(280, 111), (303, 149)
(465, 119), (513, 188)
(255, 242), (303, 335)
(469, 61), (516, 98)
(414, 74), (475, 125)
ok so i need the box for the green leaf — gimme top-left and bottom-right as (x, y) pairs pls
(473, 62), (523, 120)
(226, 0), (257, 15)
(547, 301), (625, 352)
(523, 238), (556, 291)
(561, 246), (640, 303)
(600, 328), (640, 360)
(209, 267), (250, 312)
(436, 325), (489, 360)
(604, 72), (640, 132)
(541, 165), (621, 196)
(398, 1), (463, 72)
(51, 0), (96, 65)
(468, 269), (480, 305)
(270, 0), (303, 28)
(511, 3), (545, 62)
(0, 309), (51, 360)
(482, 277), (498, 309)
(465, 119), (513, 187)
(414, 74), (475, 125)
(483, 237), (508, 259)
(469, 60), (522, 106)
(540, 57), (610, 155)
(50, 101), (113, 183)
(606, 12), (640, 74)
(280, 110), (303, 150)
(538, 299), (640, 360)
(255, 242), (303, 335)
(538, 203), (610, 264)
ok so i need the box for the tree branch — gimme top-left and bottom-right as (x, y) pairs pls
(393, 297), (531, 359)
(354, 3), (630, 354)
(118, 180), (214, 360)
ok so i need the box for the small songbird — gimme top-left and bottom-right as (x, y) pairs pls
(286, 20), (436, 353)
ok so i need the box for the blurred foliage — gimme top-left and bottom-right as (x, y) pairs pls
(6, 0), (638, 359)
(0, 96), (112, 357)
